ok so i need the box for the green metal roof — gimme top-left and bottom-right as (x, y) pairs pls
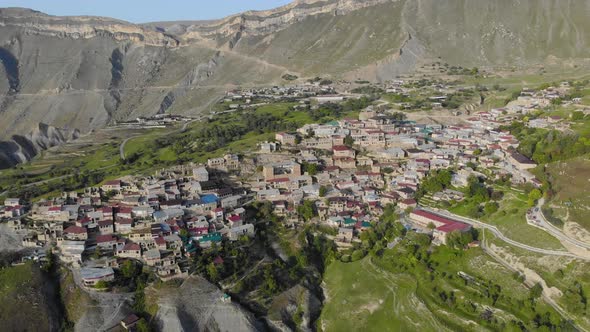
(344, 218), (356, 225)
(200, 232), (222, 242)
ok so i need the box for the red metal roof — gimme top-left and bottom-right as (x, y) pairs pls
(333, 145), (352, 151)
(64, 225), (87, 234)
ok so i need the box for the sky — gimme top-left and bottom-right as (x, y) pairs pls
(0, 0), (294, 23)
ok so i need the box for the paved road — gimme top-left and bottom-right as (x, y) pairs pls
(530, 198), (590, 250)
(420, 207), (590, 260)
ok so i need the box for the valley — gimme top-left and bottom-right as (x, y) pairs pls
(0, 1), (590, 332)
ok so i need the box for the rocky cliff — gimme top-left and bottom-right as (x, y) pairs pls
(0, 123), (79, 168)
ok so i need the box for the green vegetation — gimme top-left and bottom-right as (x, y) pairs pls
(484, 232), (590, 329)
(282, 73), (298, 81)
(416, 169), (452, 199)
(321, 258), (450, 332)
(542, 155), (590, 232)
(0, 96), (371, 202)
(0, 262), (63, 331)
(503, 122), (590, 165)
(296, 200), (317, 222)
(351, 86), (384, 94)
(321, 231), (570, 331)
(60, 269), (91, 323)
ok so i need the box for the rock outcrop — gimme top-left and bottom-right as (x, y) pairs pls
(0, 123), (79, 168)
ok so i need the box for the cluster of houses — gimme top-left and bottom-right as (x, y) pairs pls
(0, 86), (558, 284)
(111, 113), (195, 129)
(2, 164), (258, 285)
(249, 105), (545, 245)
(220, 84), (339, 111)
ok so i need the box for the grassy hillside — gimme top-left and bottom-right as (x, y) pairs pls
(320, 237), (570, 331)
(544, 155), (590, 232)
(321, 257), (450, 332)
(0, 262), (63, 331)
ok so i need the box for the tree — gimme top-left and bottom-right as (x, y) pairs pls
(483, 202), (499, 215)
(304, 163), (318, 176)
(530, 283), (543, 300)
(91, 247), (102, 259)
(136, 318), (150, 332)
(94, 280), (108, 289)
(297, 200), (316, 222)
(262, 265), (279, 296)
(344, 135), (354, 147)
(121, 260), (138, 279)
(528, 189), (543, 207)
(207, 262), (219, 282)
(319, 186), (328, 197)
(133, 281), (146, 313)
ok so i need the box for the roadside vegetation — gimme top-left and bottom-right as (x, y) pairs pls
(320, 208), (573, 331)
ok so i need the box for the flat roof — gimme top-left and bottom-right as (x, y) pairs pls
(81, 267), (114, 280)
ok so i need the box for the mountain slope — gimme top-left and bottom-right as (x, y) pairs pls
(0, 0), (590, 146)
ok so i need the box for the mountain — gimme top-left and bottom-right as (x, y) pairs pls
(0, 0), (590, 159)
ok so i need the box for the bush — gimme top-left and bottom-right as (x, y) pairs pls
(351, 250), (366, 262)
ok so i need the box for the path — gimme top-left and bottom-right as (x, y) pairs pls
(119, 137), (132, 160)
(221, 257), (268, 289)
(419, 207), (590, 260)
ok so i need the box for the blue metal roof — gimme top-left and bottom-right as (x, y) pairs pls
(201, 194), (218, 204)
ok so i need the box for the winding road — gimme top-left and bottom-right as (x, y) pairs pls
(479, 231), (585, 331)
(531, 198), (590, 250)
(420, 207), (590, 261)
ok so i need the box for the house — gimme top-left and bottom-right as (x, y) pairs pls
(508, 151), (537, 170)
(4, 198), (20, 207)
(276, 132), (298, 146)
(96, 234), (118, 250)
(398, 199), (417, 210)
(394, 187), (416, 199)
(143, 249), (162, 266)
(192, 166), (209, 182)
(63, 225), (88, 241)
(117, 243), (142, 259)
(80, 267), (115, 287)
(226, 214), (243, 228)
(101, 206), (114, 220)
(197, 232), (222, 248)
(378, 148), (405, 160)
(3, 205), (24, 218)
(228, 224), (255, 241)
(115, 218), (133, 234)
(207, 154), (240, 170)
(260, 141), (279, 153)
(98, 220), (114, 234)
(409, 210), (471, 245)
(101, 180), (122, 192)
(333, 145), (356, 158)
(57, 240), (86, 264)
(263, 161), (302, 181)
(337, 228), (354, 243)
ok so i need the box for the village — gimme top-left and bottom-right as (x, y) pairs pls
(0, 80), (583, 302)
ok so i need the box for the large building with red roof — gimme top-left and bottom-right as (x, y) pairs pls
(410, 210), (471, 245)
